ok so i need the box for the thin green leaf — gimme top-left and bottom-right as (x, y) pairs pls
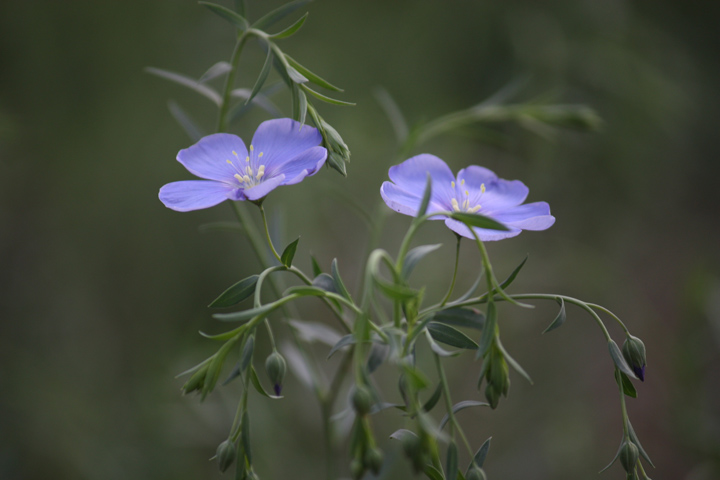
(202, 337), (238, 399)
(422, 383), (443, 413)
(246, 48), (274, 105)
(310, 255), (322, 277)
(440, 401), (490, 430)
(298, 89), (308, 128)
(209, 275), (259, 308)
(415, 174), (432, 222)
(373, 87), (408, 143)
(331, 259), (352, 301)
(402, 243), (442, 279)
(496, 339), (533, 384)
(375, 277), (419, 301)
(367, 343), (389, 373)
(240, 335), (254, 372)
(283, 285), (326, 297)
(168, 100), (204, 142)
(145, 67), (221, 105)
(199, 327), (244, 341)
(498, 255), (528, 290)
(598, 439), (623, 473)
(213, 302), (276, 322)
(425, 329), (460, 357)
(471, 437), (492, 469)
(252, 0), (311, 30)
(389, 429), (418, 442)
(616, 370), (637, 398)
(446, 442), (458, 480)
(285, 54), (343, 92)
(301, 84), (355, 106)
(628, 419), (655, 467)
(269, 12), (308, 39)
(198, 61), (232, 83)
(199, 2), (249, 31)
(241, 411), (252, 463)
(477, 302), (497, 357)
(451, 212), (509, 231)
(280, 237), (299, 267)
(250, 366), (283, 399)
(422, 465), (444, 480)
(427, 322), (478, 350)
(327, 334), (355, 358)
(176, 357), (212, 378)
(229, 87), (282, 119)
(609, 341), (638, 379)
(288, 320), (341, 346)
(291, 83), (301, 121)
(433, 307), (485, 330)
(542, 297), (566, 333)
(455, 271), (484, 303)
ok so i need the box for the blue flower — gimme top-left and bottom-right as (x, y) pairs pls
(380, 154), (555, 241)
(159, 119), (327, 211)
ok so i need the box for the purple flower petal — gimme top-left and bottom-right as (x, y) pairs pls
(444, 218), (522, 241)
(251, 119), (323, 174)
(457, 166), (529, 212)
(159, 180), (240, 212)
(491, 202), (556, 230)
(243, 174), (286, 201)
(380, 182), (450, 218)
(177, 133), (248, 182)
(388, 154), (456, 210)
(275, 146), (328, 186)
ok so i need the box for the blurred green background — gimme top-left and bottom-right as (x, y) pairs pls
(1, 1), (719, 479)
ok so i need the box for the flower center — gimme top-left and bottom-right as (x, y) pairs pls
(227, 146), (266, 188)
(450, 179), (485, 213)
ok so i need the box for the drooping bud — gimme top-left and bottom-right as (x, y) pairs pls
(264, 351), (287, 396)
(400, 434), (426, 473)
(484, 382), (500, 410)
(215, 439), (236, 473)
(466, 465), (488, 480)
(350, 458), (364, 480)
(364, 447), (383, 475)
(488, 353), (510, 397)
(619, 440), (639, 473)
(621, 335), (647, 381)
(351, 384), (374, 416)
(182, 365), (208, 395)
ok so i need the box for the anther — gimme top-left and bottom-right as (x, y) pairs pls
(234, 174), (243, 183)
(451, 198), (460, 211)
(242, 175), (252, 184)
(246, 166), (253, 176)
(451, 181), (455, 189)
(245, 156), (250, 163)
(250, 145), (254, 152)
(480, 183), (486, 194)
(461, 179), (465, 186)
(258, 152), (264, 158)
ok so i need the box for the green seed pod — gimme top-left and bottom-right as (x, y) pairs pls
(621, 335), (647, 381)
(619, 440), (639, 473)
(466, 465), (488, 480)
(215, 439), (236, 473)
(364, 447), (383, 475)
(351, 385), (374, 416)
(265, 351), (287, 396)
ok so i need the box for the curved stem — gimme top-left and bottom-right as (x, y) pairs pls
(440, 235), (462, 307)
(217, 33), (250, 132)
(259, 204), (283, 263)
(587, 302), (630, 334)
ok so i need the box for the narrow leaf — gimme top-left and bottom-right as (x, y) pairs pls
(598, 439), (623, 473)
(440, 401), (490, 430)
(280, 237), (299, 267)
(327, 334), (355, 358)
(426, 331), (460, 357)
(542, 297), (566, 333)
(168, 100), (204, 142)
(199, 2), (249, 30)
(246, 48), (274, 105)
(198, 61), (232, 83)
(285, 54), (343, 92)
(472, 437), (492, 469)
(496, 339), (533, 384)
(288, 320), (341, 346)
(241, 411), (252, 463)
(209, 275), (258, 308)
(422, 465), (444, 480)
(145, 67), (221, 105)
(367, 342), (389, 373)
(240, 335), (254, 372)
(269, 12), (308, 39)
(389, 429), (418, 442)
(477, 302), (497, 357)
(422, 383), (443, 413)
(433, 307), (485, 330)
(250, 366), (282, 398)
(628, 419), (655, 467)
(301, 84), (355, 106)
(252, 0), (311, 30)
(498, 255), (528, 290)
(455, 271), (484, 303)
(608, 340), (638, 379)
(175, 357), (212, 378)
(616, 370), (637, 398)
(298, 89), (308, 128)
(213, 302), (276, 322)
(310, 255), (322, 277)
(451, 212), (509, 231)
(230, 87), (282, 118)
(427, 322), (478, 350)
(331, 259), (352, 300)
(375, 277), (419, 301)
(446, 442), (458, 480)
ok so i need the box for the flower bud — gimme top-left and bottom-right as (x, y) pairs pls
(619, 440), (639, 473)
(350, 458), (364, 480)
(265, 351), (287, 396)
(215, 439), (236, 473)
(484, 382), (500, 410)
(488, 354), (510, 397)
(466, 465), (488, 480)
(621, 335), (647, 381)
(182, 365), (208, 395)
(351, 385), (374, 416)
(364, 447), (383, 475)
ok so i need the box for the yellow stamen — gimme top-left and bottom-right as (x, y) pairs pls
(258, 152), (264, 158)
(226, 160), (232, 165)
(249, 145), (254, 152)
(451, 181), (455, 189)
(460, 179), (465, 186)
(246, 166), (253, 176)
(465, 190), (469, 197)
(232, 150), (237, 156)
(242, 175), (252, 183)
(469, 205), (481, 213)
(245, 156), (250, 163)
(234, 174), (243, 182)
(480, 183), (486, 194)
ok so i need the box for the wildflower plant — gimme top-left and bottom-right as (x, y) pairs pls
(152, 2), (654, 479)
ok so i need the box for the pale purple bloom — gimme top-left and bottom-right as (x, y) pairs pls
(380, 154), (555, 241)
(159, 118), (327, 211)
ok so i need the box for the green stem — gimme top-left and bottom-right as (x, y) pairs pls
(259, 204), (283, 263)
(433, 353), (472, 455)
(587, 302), (630, 334)
(440, 235), (462, 307)
(616, 369), (630, 438)
(264, 318), (277, 350)
(217, 33), (250, 132)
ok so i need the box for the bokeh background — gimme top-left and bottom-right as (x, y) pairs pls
(1, 1), (719, 479)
